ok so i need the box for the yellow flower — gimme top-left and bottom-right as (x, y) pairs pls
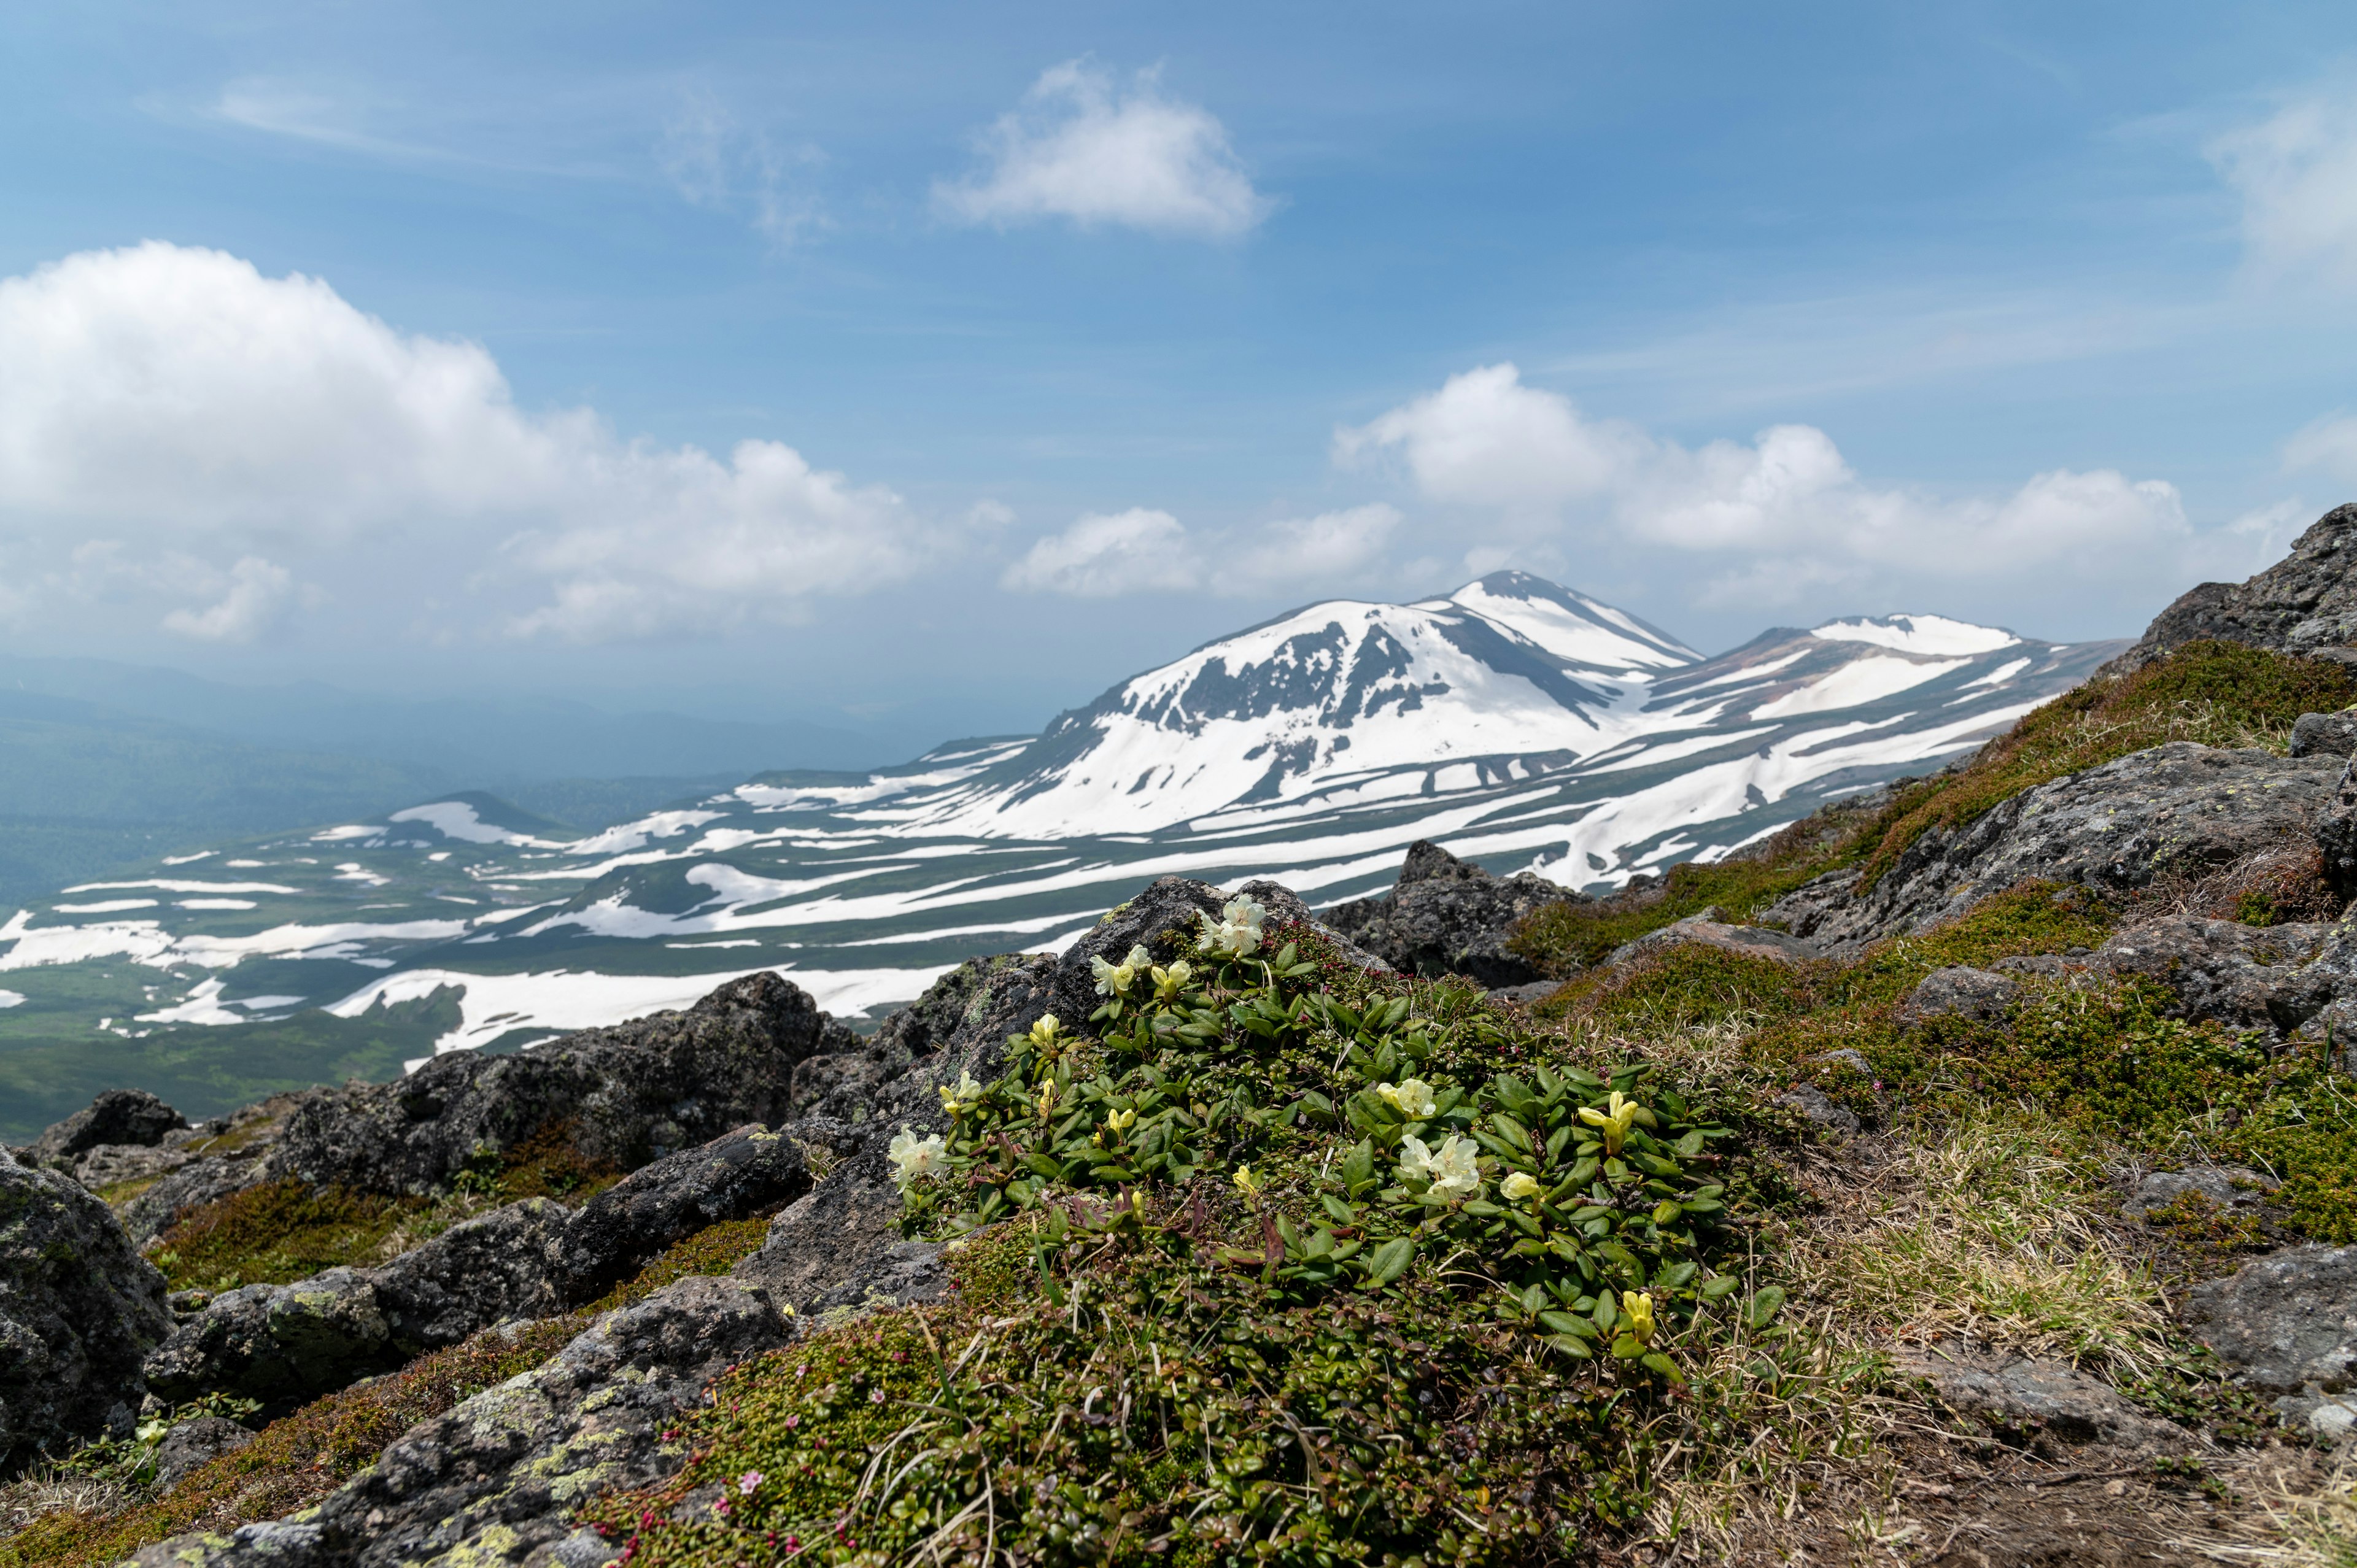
(1150, 959), (1193, 1003)
(1090, 944), (1152, 997)
(1621, 1290), (1656, 1347)
(1579, 1091), (1641, 1155)
(1027, 1014), (1064, 1050)
(1105, 1107), (1137, 1135)
(1376, 1078), (1438, 1120)
(1233, 1165), (1263, 1198)
(937, 1071), (986, 1118)
(1035, 1081), (1059, 1119)
(1500, 1170), (1541, 1203)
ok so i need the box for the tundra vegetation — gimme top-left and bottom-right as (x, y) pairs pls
(7, 639), (2357, 1564)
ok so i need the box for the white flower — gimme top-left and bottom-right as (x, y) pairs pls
(1091, 943), (1152, 996)
(1196, 895), (1268, 958)
(887, 1126), (948, 1190)
(1397, 1133), (1481, 1200)
(1376, 1078), (1437, 1120)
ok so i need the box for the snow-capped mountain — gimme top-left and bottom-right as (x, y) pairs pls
(0, 574), (2121, 1104)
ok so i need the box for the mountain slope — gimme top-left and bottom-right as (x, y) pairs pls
(0, 575), (2121, 1137)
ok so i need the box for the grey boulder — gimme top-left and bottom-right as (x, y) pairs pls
(0, 1159), (173, 1473)
(2183, 1245), (2357, 1440)
(25, 1088), (188, 1170)
(154, 1413), (256, 1490)
(2123, 1164), (2277, 1222)
(1603, 911), (1822, 971)
(1896, 965), (2020, 1025)
(557, 1122), (816, 1300)
(1896, 1344), (2194, 1453)
(144, 1198), (573, 1406)
(2292, 708), (2357, 760)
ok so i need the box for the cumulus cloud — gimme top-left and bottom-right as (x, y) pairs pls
(0, 242), (939, 640)
(1002, 509), (1196, 597)
(1002, 503), (1403, 599)
(160, 557), (300, 643)
(935, 61), (1273, 239)
(1209, 505), (1401, 593)
(2210, 92), (2357, 288)
(1339, 363), (2193, 608)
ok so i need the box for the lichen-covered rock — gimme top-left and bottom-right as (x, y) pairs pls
(68, 1141), (196, 1193)
(24, 1087), (187, 1169)
(2123, 1165), (2278, 1221)
(1320, 841), (1577, 986)
(740, 952), (1059, 1315)
(1776, 1085), (1859, 1135)
(1897, 965), (2021, 1025)
(1604, 911), (1822, 971)
(261, 971), (854, 1197)
(557, 1122), (815, 1301)
(0, 1160), (172, 1474)
(2292, 708), (2357, 759)
(130, 1273), (794, 1567)
(2110, 503), (2357, 673)
(2183, 1245), (2357, 1440)
(1763, 743), (2344, 950)
(1895, 1344), (2195, 1453)
(154, 1414), (255, 1490)
(145, 1199), (573, 1406)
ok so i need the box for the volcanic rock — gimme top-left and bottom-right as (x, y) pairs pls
(1320, 841), (1579, 986)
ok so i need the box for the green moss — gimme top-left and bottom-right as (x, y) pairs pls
(145, 1180), (422, 1292)
(1539, 945), (1824, 1034)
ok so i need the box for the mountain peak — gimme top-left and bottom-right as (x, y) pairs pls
(1808, 614), (2021, 657)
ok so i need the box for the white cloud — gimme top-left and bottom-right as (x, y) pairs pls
(0, 242), (940, 640)
(658, 93), (827, 252)
(2285, 411), (2357, 480)
(1209, 505), (1401, 593)
(1004, 503), (1404, 599)
(2210, 92), (2357, 288)
(160, 557), (299, 643)
(935, 61), (1273, 239)
(1002, 508), (1196, 597)
(1339, 363), (2193, 608)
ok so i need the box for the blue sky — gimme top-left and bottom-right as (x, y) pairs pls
(4, 2), (2357, 757)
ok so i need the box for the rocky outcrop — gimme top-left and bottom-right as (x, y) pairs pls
(261, 971), (854, 1198)
(1603, 910), (1822, 971)
(1320, 841), (1579, 986)
(2110, 503), (2357, 673)
(144, 1199), (576, 1407)
(1763, 743), (2345, 951)
(557, 1122), (815, 1300)
(2182, 1245), (2357, 1439)
(0, 1159), (173, 1473)
(21, 1087), (187, 1168)
(131, 1273), (796, 1567)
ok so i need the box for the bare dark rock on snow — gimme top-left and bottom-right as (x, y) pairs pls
(1320, 841), (1578, 986)
(0, 1159), (172, 1474)
(2183, 1245), (2357, 1440)
(1897, 965), (2021, 1025)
